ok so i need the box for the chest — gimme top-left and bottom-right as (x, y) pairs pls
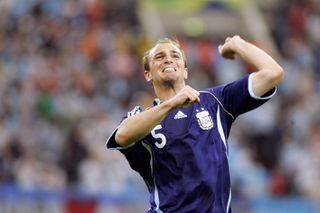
(146, 104), (222, 150)
(142, 103), (231, 176)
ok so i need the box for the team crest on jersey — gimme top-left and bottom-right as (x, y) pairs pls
(196, 108), (214, 130)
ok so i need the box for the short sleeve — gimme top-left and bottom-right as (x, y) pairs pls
(207, 73), (276, 118)
(105, 106), (142, 150)
(248, 73), (277, 100)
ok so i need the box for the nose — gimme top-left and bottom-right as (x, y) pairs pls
(164, 55), (173, 64)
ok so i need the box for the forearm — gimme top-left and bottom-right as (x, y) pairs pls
(233, 39), (282, 72)
(233, 38), (284, 96)
(115, 100), (173, 147)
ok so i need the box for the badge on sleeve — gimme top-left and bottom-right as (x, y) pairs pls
(196, 108), (214, 130)
(127, 106), (142, 117)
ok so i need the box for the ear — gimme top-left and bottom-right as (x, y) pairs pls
(144, 70), (152, 82)
(184, 68), (188, 80)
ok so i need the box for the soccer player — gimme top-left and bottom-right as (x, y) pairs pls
(106, 35), (284, 212)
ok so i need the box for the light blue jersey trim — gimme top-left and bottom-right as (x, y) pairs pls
(154, 179), (163, 213)
(217, 106), (232, 212)
(226, 188), (232, 212)
(216, 106), (228, 154)
(142, 142), (163, 213)
(248, 73), (277, 100)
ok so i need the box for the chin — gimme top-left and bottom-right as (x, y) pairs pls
(162, 79), (176, 88)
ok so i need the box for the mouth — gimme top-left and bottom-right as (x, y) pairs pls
(162, 67), (176, 72)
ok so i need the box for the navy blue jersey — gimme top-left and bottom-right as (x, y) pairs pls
(106, 74), (276, 213)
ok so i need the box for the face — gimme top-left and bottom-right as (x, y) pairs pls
(144, 43), (188, 88)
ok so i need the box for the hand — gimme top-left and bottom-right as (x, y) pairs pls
(218, 35), (243, 60)
(167, 85), (200, 108)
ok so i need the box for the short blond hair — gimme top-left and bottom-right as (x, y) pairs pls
(143, 38), (187, 71)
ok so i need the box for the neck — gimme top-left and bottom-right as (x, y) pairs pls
(153, 81), (185, 102)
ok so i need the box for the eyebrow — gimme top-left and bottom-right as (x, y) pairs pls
(153, 50), (181, 58)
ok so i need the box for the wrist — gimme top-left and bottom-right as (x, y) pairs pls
(162, 99), (176, 111)
(232, 37), (246, 53)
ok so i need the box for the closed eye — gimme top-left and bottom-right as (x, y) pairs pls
(154, 54), (164, 60)
(172, 54), (180, 58)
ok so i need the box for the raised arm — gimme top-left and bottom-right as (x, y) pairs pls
(115, 85), (200, 147)
(218, 35), (284, 96)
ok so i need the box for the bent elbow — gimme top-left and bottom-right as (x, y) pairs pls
(270, 66), (284, 85)
(276, 67), (285, 84)
(115, 129), (129, 147)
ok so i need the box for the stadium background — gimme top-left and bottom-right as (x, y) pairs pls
(0, 0), (320, 212)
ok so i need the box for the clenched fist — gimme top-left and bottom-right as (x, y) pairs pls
(218, 35), (244, 60)
(167, 85), (200, 108)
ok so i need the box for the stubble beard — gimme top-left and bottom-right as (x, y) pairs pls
(162, 79), (176, 90)
(151, 78), (176, 90)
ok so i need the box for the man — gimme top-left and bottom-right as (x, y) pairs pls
(106, 35), (284, 212)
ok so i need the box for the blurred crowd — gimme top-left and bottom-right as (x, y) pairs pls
(0, 0), (319, 206)
(0, 0), (147, 195)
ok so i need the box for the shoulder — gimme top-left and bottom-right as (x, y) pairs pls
(201, 74), (251, 98)
(105, 105), (144, 151)
(199, 85), (226, 103)
(198, 88), (235, 120)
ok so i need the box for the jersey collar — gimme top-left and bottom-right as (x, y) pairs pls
(153, 98), (161, 106)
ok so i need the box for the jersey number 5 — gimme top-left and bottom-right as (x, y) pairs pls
(151, 124), (166, 149)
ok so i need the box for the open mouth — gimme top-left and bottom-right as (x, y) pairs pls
(162, 67), (176, 72)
